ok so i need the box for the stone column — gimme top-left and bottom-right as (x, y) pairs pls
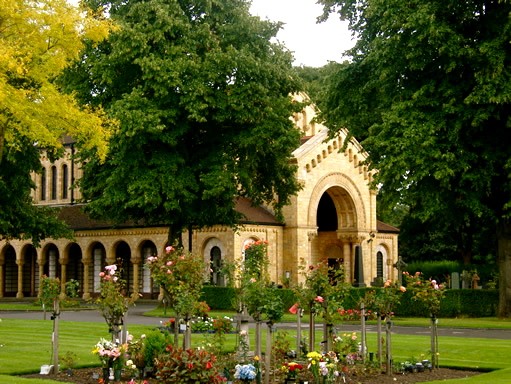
(16, 258), (24, 299)
(307, 230), (317, 266)
(106, 246), (116, 265)
(60, 263), (67, 296)
(82, 259), (91, 300)
(132, 261), (140, 296)
(343, 242), (352, 283)
(37, 254), (45, 298)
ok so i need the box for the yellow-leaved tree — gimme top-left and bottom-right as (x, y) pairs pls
(0, 0), (117, 244)
(0, 0), (115, 161)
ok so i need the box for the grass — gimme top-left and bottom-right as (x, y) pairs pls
(2, 303), (511, 383)
(1, 319), (510, 384)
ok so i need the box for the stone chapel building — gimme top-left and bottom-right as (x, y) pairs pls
(0, 94), (399, 299)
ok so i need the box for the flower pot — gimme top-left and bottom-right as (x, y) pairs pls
(39, 365), (52, 375)
(102, 367), (110, 382)
(114, 368), (122, 381)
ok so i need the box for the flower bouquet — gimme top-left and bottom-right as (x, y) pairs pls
(92, 338), (123, 368)
(234, 363), (257, 383)
(307, 351), (339, 384)
(281, 362), (304, 382)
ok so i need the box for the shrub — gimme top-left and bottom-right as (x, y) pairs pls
(154, 345), (224, 383)
(200, 287), (237, 310)
(143, 331), (171, 368)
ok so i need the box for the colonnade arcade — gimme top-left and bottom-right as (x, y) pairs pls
(0, 237), (163, 299)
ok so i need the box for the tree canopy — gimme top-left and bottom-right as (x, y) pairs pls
(318, 0), (511, 315)
(64, 0), (304, 245)
(0, 0), (114, 244)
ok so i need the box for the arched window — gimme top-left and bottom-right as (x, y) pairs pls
(376, 251), (384, 279)
(210, 246), (222, 286)
(51, 166), (57, 200)
(62, 164), (69, 199)
(40, 168), (47, 201)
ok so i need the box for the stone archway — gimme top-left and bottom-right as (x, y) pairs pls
(203, 237), (227, 286)
(89, 242), (106, 294)
(312, 185), (360, 281)
(20, 245), (38, 297)
(139, 240), (158, 298)
(40, 243), (60, 279)
(114, 241), (132, 294)
(65, 243), (83, 296)
(1, 244), (17, 297)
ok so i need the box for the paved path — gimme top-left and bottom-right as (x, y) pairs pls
(2, 302), (511, 340)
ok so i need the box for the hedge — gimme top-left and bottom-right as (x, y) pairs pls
(200, 286), (499, 318)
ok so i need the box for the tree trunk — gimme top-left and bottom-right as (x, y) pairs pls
(296, 308), (302, 355)
(431, 315), (439, 369)
(52, 299), (60, 374)
(498, 220), (511, 317)
(309, 309), (315, 353)
(377, 315), (383, 367)
(385, 317), (392, 375)
(255, 321), (262, 358)
(184, 316), (191, 350)
(264, 323), (273, 384)
(0, 122), (5, 166)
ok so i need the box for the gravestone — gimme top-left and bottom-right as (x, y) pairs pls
(451, 272), (460, 289)
(393, 256), (407, 285)
(461, 270), (471, 289)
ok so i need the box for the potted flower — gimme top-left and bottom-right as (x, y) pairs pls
(281, 362), (304, 383)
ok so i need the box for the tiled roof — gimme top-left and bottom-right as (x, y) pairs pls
(56, 197), (280, 231)
(55, 202), (396, 233)
(377, 220), (400, 233)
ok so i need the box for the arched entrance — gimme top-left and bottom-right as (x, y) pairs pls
(314, 185), (358, 282)
(66, 243), (83, 296)
(2, 245), (17, 297)
(115, 241), (132, 294)
(203, 237), (226, 287)
(91, 242), (106, 293)
(21, 245), (38, 297)
(41, 243), (60, 278)
(140, 240), (158, 298)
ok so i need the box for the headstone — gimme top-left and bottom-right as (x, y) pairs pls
(393, 256), (407, 285)
(461, 270), (471, 289)
(234, 314), (253, 360)
(451, 272), (460, 289)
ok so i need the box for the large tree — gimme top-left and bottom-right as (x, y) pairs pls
(0, 0), (114, 244)
(318, 0), (511, 316)
(64, 0), (303, 245)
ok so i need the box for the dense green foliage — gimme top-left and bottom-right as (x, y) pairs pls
(317, 0), (511, 315)
(63, 0), (304, 245)
(200, 286), (296, 311)
(201, 286), (498, 318)
(293, 63), (342, 110)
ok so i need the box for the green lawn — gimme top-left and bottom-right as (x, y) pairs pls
(1, 304), (511, 383)
(1, 317), (511, 383)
